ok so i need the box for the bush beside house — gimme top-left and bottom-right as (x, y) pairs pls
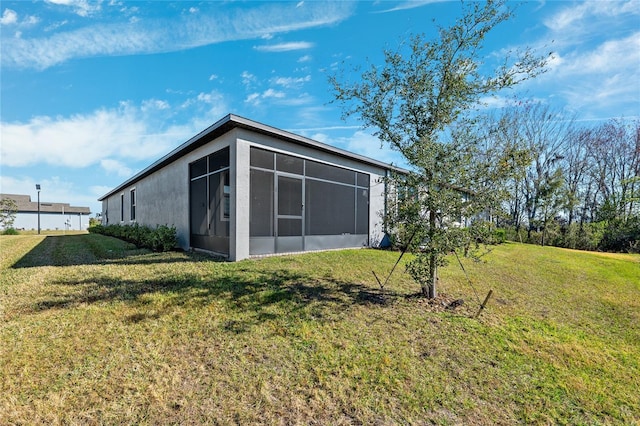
(89, 223), (177, 252)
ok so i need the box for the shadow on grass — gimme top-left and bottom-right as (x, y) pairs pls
(15, 233), (396, 331)
(31, 265), (394, 333)
(10, 234), (221, 268)
(32, 268), (392, 332)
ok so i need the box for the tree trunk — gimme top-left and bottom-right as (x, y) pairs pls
(423, 209), (438, 299)
(429, 255), (438, 299)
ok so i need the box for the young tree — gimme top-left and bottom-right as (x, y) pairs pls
(0, 197), (18, 230)
(331, 0), (548, 298)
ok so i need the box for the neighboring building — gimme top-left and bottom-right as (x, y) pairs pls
(0, 193), (91, 231)
(99, 114), (407, 261)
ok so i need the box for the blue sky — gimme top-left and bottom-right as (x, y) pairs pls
(1, 1), (639, 216)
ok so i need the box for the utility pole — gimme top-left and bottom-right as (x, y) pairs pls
(36, 184), (41, 235)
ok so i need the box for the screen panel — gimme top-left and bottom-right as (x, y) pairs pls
(357, 172), (369, 188)
(276, 153), (304, 175)
(250, 169), (274, 237)
(278, 218), (302, 237)
(306, 160), (355, 185)
(190, 177), (207, 236)
(250, 147), (274, 169)
(190, 158), (207, 179)
(277, 176), (302, 217)
(356, 188), (369, 235)
(209, 172), (230, 237)
(208, 147), (230, 172)
(305, 180), (355, 235)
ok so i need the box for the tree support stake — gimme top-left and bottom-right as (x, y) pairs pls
(475, 289), (493, 318)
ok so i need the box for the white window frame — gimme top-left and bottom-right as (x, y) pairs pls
(130, 188), (136, 222)
(120, 193), (125, 222)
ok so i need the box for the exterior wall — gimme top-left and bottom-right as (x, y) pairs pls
(368, 171), (387, 247)
(102, 133), (235, 250)
(12, 212), (89, 231)
(232, 138), (251, 261)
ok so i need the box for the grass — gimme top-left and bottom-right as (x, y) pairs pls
(1, 234), (639, 425)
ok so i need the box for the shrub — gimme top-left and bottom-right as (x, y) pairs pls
(88, 224), (104, 235)
(494, 228), (507, 244)
(599, 217), (640, 253)
(2, 228), (19, 235)
(153, 225), (178, 252)
(88, 223), (177, 252)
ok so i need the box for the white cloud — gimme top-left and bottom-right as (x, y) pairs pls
(209, 74), (218, 81)
(0, 92), (227, 169)
(244, 89), (286, 106)
(477, 96), (517, 110)
(44, 20), (69, 32)
(544, 1), (639, 33)
(254, 41), (314, 52)
(555, 32), (640, 76)
(342, 131), (392, 161)
(100, 159), (132, 177)
(374, 0), (444, 14)
(262, 89), (286, 99)
(189, 7), (199, 14)
(90, 185), (112, 197)
(277, 93), (315, 107)
(196, 91), (222, 104)
(0, 8), (38, 27)
(241, 71), (257, 87)
(245, 93), (260, 104)
(24, 15), (40, 25)
(0, 9), (18, 25)
(303, 130), (405, 166)
(538, 32), (640, 114)
(512, 1), (640, 120)
(141, 99), (169, 111)
(2, 2), (354, 69)
(273, 75), (311, 88)
(45, 0), (103, 17)
(297, 55), (312, 63)
(1, 108), (147, 168)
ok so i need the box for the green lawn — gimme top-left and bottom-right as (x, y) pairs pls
(1, 234), (638, 424)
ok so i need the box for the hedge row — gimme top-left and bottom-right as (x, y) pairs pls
(502, 218), (639, 253)
(89, 223), (177, 252)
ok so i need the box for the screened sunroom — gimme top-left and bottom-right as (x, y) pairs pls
(99, 114), (402, 261)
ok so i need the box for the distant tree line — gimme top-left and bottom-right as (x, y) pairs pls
(485, 102), (639, 253)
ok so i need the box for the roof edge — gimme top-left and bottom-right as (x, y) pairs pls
(99, 114), (407, 201)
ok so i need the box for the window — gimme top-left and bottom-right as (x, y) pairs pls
(120, 193), (124, 222)
(130, 189), (136, 221)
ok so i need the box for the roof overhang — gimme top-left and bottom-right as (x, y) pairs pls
(99, 114), (408, 201)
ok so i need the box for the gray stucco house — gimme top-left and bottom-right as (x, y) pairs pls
(99, 114), (403, 261)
